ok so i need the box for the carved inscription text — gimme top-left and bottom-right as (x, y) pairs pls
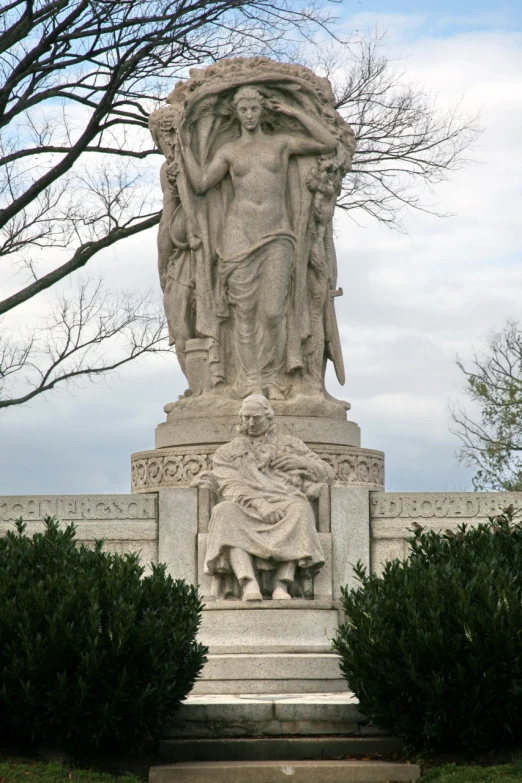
(371, 493), (522, 520)
(0, 495), (157, 522)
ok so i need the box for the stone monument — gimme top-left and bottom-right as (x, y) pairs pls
(131, 56), (385, 694)
(150, 57), (353, 407)
(132, 57), (384, 496)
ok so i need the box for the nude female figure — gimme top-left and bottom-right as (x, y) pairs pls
(181, 86), (337, 400)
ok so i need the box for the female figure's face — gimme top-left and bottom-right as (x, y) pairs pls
(236, 98), (262, 131)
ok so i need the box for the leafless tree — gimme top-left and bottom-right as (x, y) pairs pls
(0, 4), (479, 409)
(0, 277), (168, 409)
(317, 34), (480, 228)
(450, 321), (522, 492)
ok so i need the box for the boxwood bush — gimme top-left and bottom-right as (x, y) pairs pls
(0, 518), (207, 750)
(332, 507), (522, 751)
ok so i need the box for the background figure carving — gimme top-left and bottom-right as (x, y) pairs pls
(192, 395), (334, 601)
(149, 57), (355, 411)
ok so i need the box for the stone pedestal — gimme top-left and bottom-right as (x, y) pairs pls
(131, 403), (384, 494)
(130, 393), (384, 695)
(164, 693), (371, 738)
(140, 482), (376, 695)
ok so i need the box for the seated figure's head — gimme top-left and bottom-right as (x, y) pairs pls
(232, 85), (265, 131)
(239, 394), (274, 437)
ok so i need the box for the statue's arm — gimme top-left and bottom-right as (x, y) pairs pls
(271, 439), (334, 486)
(212, 447), (276, 521)
(268, 99), (337, 156)
(179, 137), (229, 195)
(157, 162), (176, 291)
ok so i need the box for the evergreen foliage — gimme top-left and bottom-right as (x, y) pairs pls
(0, 518), (207, 750)
(333, 506), (522, 750)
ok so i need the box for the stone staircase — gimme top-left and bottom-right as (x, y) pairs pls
(159, 735), (405, 763)
(193, 652), (348, 695)
(192, 598), (347, 695)
(148, 693), (421, 783)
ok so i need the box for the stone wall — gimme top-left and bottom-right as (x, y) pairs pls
(370, 491), (522, 574)
(1, 490), (521, 582)
(0, 494), (158, 570)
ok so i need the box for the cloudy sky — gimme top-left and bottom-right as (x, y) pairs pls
(1, 0), (521, 496)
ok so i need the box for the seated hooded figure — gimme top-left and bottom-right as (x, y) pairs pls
(197, 394), (333, 601)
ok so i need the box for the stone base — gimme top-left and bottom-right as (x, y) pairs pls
(165, 693), (376, 738)
(131, 444), (384, 492)
(194, 652), (347, 695)
(163, 392), (351, 420)
(149, 759), (420, 783)
(195, 598), (346, 695)
(155, 415), (361, 449)
(199, 603), (340, 655)
(159, 736), (405, 763)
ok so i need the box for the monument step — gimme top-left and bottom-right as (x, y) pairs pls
(200, 606), (341, 654)
(165, 693), (383, 738)
(149, 760), (420, 783)
(192, 678), (347, 695)
(200, 653), (344, 681)
(159, 736), (405, 763)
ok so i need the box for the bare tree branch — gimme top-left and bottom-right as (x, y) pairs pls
(312, 34), (480, 229)
(0, 277), (172, 408)
(0, 212), (161, 316)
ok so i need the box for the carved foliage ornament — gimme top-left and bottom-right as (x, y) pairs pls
(131, 447), (384, 491)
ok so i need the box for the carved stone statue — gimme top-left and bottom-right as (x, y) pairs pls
(149, 57), (355, 411)
(193, 394), (334, 601)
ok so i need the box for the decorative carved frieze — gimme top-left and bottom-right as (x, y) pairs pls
(131, 445), (384, 492)
(315, 446), (384, 488)
(132, 447), (214, 492)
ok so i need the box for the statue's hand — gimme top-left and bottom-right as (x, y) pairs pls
(271, 454), (309, 474)
(253, 499), (285, 525)
(265, 508), (286, 525)
(266, 97), (297, 117)
(190, 470), (218, 492)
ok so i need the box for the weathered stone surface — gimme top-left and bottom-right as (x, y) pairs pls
(192, 679), (347, 695)
(201, 653), (343, 681)
(0, 494), (156, 522)
(155, 416), (360, 448)
(0, 494), (158, 569)
(199, 607), (340, 654)
(202, 598), (334, 610)
(370, 491), (522, 520)
(165, 692), (367, 738)
(158, 488), (197, 583)
(149, 760), (420, 782)
(331, 487), (371, 598)
(192, 650), (347, 695)
(149, 57), (355, 412)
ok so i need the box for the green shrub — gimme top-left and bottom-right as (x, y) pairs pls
(332, 507), (522, 751)
(0, 518), (207, 750)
